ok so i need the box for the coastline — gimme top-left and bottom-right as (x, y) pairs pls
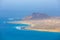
(24, 28), (60, 32)
(7, 19), (60, 33)
(8, 21), (60, 32)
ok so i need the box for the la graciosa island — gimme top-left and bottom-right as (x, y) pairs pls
(8, 13), (60, 32)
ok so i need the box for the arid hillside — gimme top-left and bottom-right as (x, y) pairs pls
(23, 13), (50, 20)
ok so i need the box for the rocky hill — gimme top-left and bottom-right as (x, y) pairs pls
(23, 13), (50, 20)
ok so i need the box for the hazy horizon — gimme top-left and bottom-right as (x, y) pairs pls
(0, 0), (60, 18)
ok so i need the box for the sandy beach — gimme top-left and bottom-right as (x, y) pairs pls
(8, 18), (60, 32)
(24, 28), (60, 32)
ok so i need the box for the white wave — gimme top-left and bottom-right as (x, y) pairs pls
(16, 26), (21, 30)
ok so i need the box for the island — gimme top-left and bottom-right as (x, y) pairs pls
(8, 13), (60, 32)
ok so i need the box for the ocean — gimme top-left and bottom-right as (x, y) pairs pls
(0, 19), (60, 40)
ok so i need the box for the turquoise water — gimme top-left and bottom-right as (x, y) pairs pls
(0, 21), (60, 40)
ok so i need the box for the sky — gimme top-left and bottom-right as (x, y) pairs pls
(0, 0), (60, 18)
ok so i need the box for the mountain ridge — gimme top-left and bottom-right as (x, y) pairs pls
(23, 13), (50, 20)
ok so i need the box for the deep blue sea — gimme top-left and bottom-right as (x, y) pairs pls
(0, 19), (60, 40)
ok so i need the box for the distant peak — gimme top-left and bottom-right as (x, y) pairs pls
(23, 12), (50, 20)
(32, 12), (49, 17)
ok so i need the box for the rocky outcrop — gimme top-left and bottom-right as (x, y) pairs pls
(23, 13), (50, 20)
